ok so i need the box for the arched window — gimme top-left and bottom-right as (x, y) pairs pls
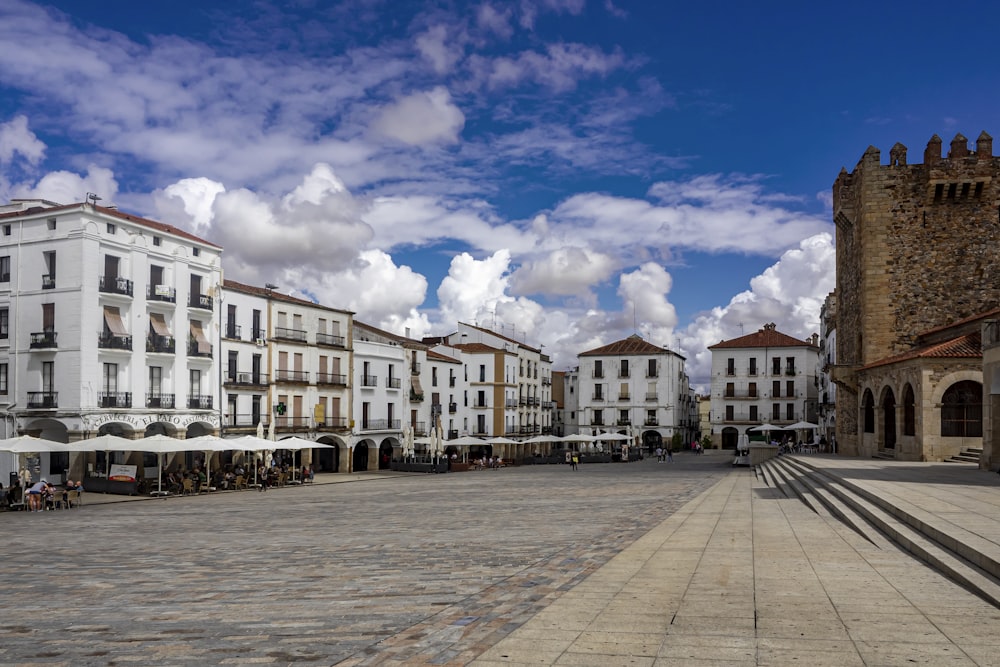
(902, 384), (916, 436)
(941, 381), (982, 438)
(862, 389), (875, 433)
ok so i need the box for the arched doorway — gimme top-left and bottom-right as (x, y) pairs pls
(642, 430), (663, 452)
(378, 441), (393, 469)
(721, 427), (739, 449)
(941, 380), (983, 437)
(353, 442), (369, 471)
(881, 387), (897, 450)
(315, 437), (340, 473)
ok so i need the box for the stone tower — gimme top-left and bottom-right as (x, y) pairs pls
(832, 132), (1000, 455)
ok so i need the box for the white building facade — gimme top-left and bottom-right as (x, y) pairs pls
(576, 334), (689, 452)
(0, 199), (222, 482)
(708, 323), (821, 448)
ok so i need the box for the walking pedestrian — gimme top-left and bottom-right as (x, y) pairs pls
(667, 447), (673, 463)
(571, 454), (579, 471)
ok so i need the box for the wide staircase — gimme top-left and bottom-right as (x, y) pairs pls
(755, 454), (1000, 609)
(946, 446), (983, 463)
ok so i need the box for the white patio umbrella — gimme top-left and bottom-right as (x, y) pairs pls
(787, 421), (820, 430)
(749, 423), (781, 432)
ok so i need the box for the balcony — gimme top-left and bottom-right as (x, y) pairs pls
(593, 370), (604, 378)
(27, 391), (58, 408)
(409, 390), (424, 401)
(273, 326), (307, 343)
(99, 275), (133, 297)
(189, 293), (213, 310)
(187, 341), (213, 357)
(542, 377), (552, 386)
(146, 393), (175, 409)
(449, 377), (456, 387)
(147, 285), (176, 303)
(224, 323), (242, 340)
(361, 375), (378, 387)
(785, 368), (797, 376)
(361, 419), (400, 431)
(42, 274), (55, 289)
(617, 418), (631, 426)
(316, 332), (345, 347)
(592, 393), (605, 401)
(222, 413), (265, 428)
(29, 331), (57, 349)
(449, 402), (457, 413)
(506, 399), (518, 408)
(98, 332), (132, 350)
(98, 392), (132, 408)
(528, 396), (540, 406)
(644, 417), (659, 426)
(617, 393), (630, 402)
(251, 328), (266, 341)
(188, 394), (213, 409)
(726, 369), (736, 376)
(317, 373), (347, 386)
(275, 416), (312, 431)
(645, 392), (658, 401)
(723, 390), (759, 400)
(316, 416), (348, 430)
(541, 400), (554, 410)
(147, 334), (175, 354)
(408, 362), (421, 375)
(448, 429), (459, 440)
(518, 397), (527, 406)
(473, 399), (488, 408)
(224, 372), (269, 387)
(386, 377), (401, 389)
(274, 369), (310, 384)
(590, 418), (605, 427)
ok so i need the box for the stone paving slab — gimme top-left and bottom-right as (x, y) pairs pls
(0, 454), (726, 666)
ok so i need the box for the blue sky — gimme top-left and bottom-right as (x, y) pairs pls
(0, 0), (997, 389)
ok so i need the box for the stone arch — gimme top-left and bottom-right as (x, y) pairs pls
(940, 380), (983, 438)
(315, 435), (346, 473)
(902, 383), (916, 436)
(378, 440), (394, 469)
(719, 427), (739, 449)
(353, 440), (373, 472)
(861, 389), (875, 433)
(879, 385), (897, 450)
(20, 419), (69, 483)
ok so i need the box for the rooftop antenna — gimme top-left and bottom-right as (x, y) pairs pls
(264, 283), (279, 291)
(738, 322), (744, 336)
(86, 192), (102, 207)
(633, 301), (637, 334)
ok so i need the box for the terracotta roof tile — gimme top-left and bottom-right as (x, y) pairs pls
(426, 349), (462, 364)
(579, 334), (669, 357)
(708, 325), (817, 350)
(454, 342), (505, 354)
(862, 332), (981, 370)
(223, 279), (352, 314)
(459, 322), (541, 353)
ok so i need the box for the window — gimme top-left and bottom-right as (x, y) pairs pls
(749, 358), (757, 376)
(42, 303), (54, 331)
(189, 369), (202, 397)
(43, 251), (56, 288)
(593, 409), (603, 425)
(107, 223), (116, 235)
(252, 395), (262, 424)
(3, 225), (10, 236)
(0, 308), (7, 339)
(620, 360), (629, 378)
(103, 363), (118, 393)
(47, 218), (56, 230)
(772, 380), (780, 398)
(725, 382), (735, 398)
(432, 367), (438, 386)
(479, 364), (486, 382)
(726, 358), (735, 375)
(725, 405), (734, 420)
(149, 366), (162, 395)
(149, 264), (164, 287)
(941, 381), (983, 438)
(192, 247), (200, 257)
(228, 351), (238, 381)
(647, 359), (657, 377)
(42, 361), (54, 392)
(749, 405), (757, 421)
(786, 404), (794, 421)
(153, 236), (161, 246)
(594, 360), (603, 378)
(477, 390), (486, 407)
(0, 363), (7, 394)
(786, 357), (795, 375)
(594, 384), (603, 400)
(786, 380), (795, 398)
(748, 382), (757, 398)
(0, 255), (9, 281)
(772, 403), (781, 420)
(772, 357), (781, 375)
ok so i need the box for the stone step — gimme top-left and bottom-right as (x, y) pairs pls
(780, 456), (1000, 609)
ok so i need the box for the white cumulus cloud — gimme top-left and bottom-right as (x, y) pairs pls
(371, 87), (465, 146)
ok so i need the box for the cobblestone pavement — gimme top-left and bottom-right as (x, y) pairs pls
(0, 452), (728, 666)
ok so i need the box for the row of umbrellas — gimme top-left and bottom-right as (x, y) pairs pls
(0, 432), (334, 494)
(401, 431), (634, 458)
(749, 421), (820, 432)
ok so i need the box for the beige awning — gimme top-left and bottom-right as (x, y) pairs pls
(190, 320), (211, 354)
(411, 376), (423, 394)
(149, 312), (171, 336)
(103, 306), (128, 335)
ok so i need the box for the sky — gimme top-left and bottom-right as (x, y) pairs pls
(0, 0), (998, 392)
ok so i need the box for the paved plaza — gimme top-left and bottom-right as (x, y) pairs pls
(5, 453), (1000, 666)
(1, 454), (725, 666)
